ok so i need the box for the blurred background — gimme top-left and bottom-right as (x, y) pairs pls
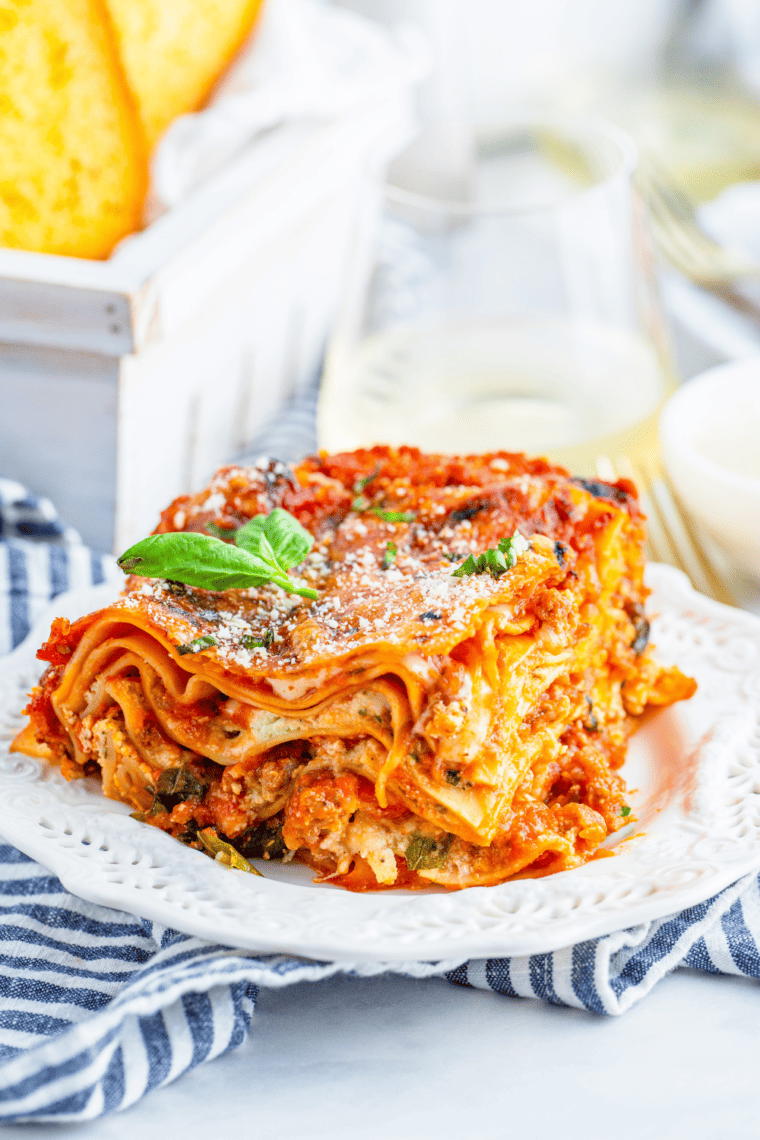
(3, 0), (760, 603)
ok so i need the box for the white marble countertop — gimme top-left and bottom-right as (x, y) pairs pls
(5, 968), (759, 1140)
(6, 323), (758, 1140)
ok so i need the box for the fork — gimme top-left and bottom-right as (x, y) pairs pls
(595, 452), (737, 607)
(636, 154), (760, 329)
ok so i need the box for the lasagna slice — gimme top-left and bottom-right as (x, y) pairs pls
(13, 448), (696, 890)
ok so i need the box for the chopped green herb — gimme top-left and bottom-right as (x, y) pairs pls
(620, 805), (631, 818)
(405, 833), (453, 871)
(358, 707), (368, 717)
(382, 541), (398, 570)
(242, 629), (273, 650)
(117, 508), (318, 600)
(176, 635), (217, 655)
(205, 521), (237, 540)
(451, 531), (529, 579)
(350, 490), (415, 524)
(368, 508), (415, 523)
(445, 769), (461, 786)
(354, 464), (381, 494)
(197, 827), (263, 875)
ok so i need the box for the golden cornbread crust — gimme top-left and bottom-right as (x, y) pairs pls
(0, 0), (147, 259)
(104, 0), (266, 150)
(0, 0), (265, 257)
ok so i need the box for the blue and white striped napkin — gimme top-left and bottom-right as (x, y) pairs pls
(3, 395), (760, 1123)
(0, 478), (122, 656)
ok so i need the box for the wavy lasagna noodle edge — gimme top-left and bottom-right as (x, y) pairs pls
(12, 448), (696, 891)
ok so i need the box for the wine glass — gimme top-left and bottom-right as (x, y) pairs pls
(318, 118), (675, 474)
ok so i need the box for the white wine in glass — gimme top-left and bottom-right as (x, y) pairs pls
(320, 120), (676, 474)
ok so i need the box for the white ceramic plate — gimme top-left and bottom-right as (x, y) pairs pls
(1, 567), (760, 963)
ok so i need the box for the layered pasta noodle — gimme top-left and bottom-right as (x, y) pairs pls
(13, 448), (696, 890)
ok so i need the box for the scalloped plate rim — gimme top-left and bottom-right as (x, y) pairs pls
(1, 566), (760, 962)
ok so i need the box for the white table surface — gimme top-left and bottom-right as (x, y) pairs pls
(7, 323), (760, 1139)
(4, 969), (759, 1140)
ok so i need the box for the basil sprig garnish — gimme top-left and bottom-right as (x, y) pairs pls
(205, 521), (237, 540)
(451, 532), (530, 580)
(118, 508), (318, 599)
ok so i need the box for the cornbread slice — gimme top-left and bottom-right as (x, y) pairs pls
(0, 0), (147, 259)
(103, 0), (265, 150)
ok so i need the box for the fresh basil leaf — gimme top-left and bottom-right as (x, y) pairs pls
(405, 833), (452, 872)
(118, 519), (318, 599)
(205, 521), (237, 540)
(233, 510), (316, 598)
(176, 635), (217, 655)
(258, 508), (313, 570)
(119, 556), (144, 573)
(197, 827), (263, 875)
(118, 533), (267, 591)
(233, 515), (276, 565)
(234, 509), (312, 571)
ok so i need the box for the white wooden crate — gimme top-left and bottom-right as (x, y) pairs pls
(0, 103), (404, 553)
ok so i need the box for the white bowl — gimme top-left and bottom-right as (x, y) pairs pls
(660, 360), (760, 581)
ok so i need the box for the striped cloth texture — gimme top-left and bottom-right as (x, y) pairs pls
(0, 478), (122, 656)
(3, 393), (760, 1121)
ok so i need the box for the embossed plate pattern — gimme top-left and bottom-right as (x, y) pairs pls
(1, 567), (760, 963)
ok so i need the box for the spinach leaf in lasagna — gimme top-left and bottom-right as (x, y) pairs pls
(117, 509), (318, 599)
(405, 833), (453, 871)
(197, 827), (263, 875)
